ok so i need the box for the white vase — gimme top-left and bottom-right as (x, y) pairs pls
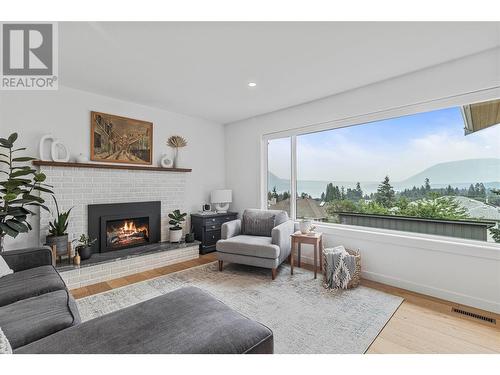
(169, 228), (183, 243)
(173, 148), (179, 168)
(76, 153), (89, 163)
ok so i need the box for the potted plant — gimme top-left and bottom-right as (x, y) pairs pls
(73, 234), (97, 260)
(46, 196), (72, 256)
(0, 133), (52, 252)
(168, 209), (187, 243)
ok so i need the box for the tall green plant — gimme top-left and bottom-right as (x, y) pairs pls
(0, 133), (52, 246)
(48, 196), (72, 236)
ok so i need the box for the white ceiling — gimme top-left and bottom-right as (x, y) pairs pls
(59, 22), (500, 124)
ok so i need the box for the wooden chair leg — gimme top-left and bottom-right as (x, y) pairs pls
(271, 268), (277, 280)
(50, 245), (56, 266)
(218, 260), (223, 272)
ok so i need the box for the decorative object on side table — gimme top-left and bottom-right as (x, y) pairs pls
(290, 231), (323, 279)
(0, 133), (52, 252)
(46, 196), (72, 261)
(323, 246), (361, 290)
(299, 219), (313, 234)
(73, 234), (97, 261)
(91, 111), (153, 165)
(191, 212), (238, 254)
(210, 189), (232, 213)
(168, 209), (187, 243)
(166, 135), (187, 168)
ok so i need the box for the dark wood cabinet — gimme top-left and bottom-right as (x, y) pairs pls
(191, 212), (238, 254)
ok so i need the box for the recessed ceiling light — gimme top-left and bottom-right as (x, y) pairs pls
(248, 82), (257, 87)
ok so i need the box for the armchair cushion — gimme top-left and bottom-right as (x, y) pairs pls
(241, 209), (289, 237)
(217, 235), (280, 259)
(221, 219), (241, 240)
(1, 247), (52, 272)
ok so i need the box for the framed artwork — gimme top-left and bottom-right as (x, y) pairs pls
(90, 111), (153, 165)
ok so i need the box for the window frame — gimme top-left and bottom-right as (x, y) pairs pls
(261, 87), (500, 246)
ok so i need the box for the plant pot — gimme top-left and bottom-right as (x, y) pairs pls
(46, 234), (69, 255)
(76, 245), (92, 260)
(169, 228), (183, 243)
(185, 233), (195, 243)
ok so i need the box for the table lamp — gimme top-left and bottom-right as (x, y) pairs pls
(211, 190), (232, 213)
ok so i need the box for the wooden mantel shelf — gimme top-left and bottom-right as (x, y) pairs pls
(33, 160), (192, 173)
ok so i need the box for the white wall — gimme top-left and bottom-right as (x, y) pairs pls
(224, 47), (500, 313)
(0, 85), (226, 250)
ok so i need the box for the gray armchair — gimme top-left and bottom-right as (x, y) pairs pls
(216, 209), (295, 280)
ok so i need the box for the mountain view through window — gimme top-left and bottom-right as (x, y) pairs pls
(267, 102), (500, 243)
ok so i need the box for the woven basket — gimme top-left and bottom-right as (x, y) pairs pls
(322, 247), (361, 289)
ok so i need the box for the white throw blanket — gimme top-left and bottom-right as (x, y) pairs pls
(323, 246), (355, 290)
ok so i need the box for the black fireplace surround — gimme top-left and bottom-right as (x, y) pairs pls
(88, 201), (161, 254)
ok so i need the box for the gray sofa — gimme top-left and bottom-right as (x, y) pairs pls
(0, 247), (273, 354)
(216, 209), (295, 279)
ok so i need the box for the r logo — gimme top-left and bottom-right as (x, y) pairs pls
(2, 23), (53, 76)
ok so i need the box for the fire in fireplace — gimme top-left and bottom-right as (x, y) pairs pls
(88, 201), (161, 253)
(106, 217), (150, 249)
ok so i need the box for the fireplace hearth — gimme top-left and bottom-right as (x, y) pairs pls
(88, 201), (161, 254)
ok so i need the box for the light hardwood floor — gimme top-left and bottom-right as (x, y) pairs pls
(70, 253), (500, 354)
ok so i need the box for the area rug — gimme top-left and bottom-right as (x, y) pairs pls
(76, 262), (403, 353)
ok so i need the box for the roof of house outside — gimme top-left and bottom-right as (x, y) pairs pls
(453, 196), (500, 221)
(270, 197), (328, 220)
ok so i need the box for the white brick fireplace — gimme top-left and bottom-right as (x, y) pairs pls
(38, 165), (188, 245)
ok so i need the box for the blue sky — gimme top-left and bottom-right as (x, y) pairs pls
(268, 106), (500, 182)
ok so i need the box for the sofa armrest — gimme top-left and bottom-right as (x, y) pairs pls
(1, 246), (53, 272)
(271, 220), (295, 262)
(221, 219), (242, 239)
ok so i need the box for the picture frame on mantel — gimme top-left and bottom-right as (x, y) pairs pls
(90, 111), (153, 165)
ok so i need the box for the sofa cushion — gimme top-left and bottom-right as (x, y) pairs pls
(242, 209), (288, 237)
(15, 287), (273, 354)
(0, 265), (66, 307)
(0, 290), (81, 350)
(216, 235), (280, 259)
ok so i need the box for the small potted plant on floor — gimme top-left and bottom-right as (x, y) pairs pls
(73, 234), (97, 260)
(169, 209), (187, 243)
(46, 196), (72, 256)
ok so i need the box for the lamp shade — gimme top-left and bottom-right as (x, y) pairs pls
(211, 189), (232, 204)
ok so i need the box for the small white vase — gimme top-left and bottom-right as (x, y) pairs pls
(76, 153), (89, 163)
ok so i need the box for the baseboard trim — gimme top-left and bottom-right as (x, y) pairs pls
(362, 270), (500, 315)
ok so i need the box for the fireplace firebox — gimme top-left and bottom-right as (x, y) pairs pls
(88, 201), (161, 253)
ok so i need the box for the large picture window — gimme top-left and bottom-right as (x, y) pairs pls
(267, 137), (292, 216)
(266, 99), (500, 243)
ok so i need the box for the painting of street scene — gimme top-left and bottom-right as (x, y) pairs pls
(91, 111), (153, 165)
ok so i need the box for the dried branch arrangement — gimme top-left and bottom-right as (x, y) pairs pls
(167, 135), (187, 148)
